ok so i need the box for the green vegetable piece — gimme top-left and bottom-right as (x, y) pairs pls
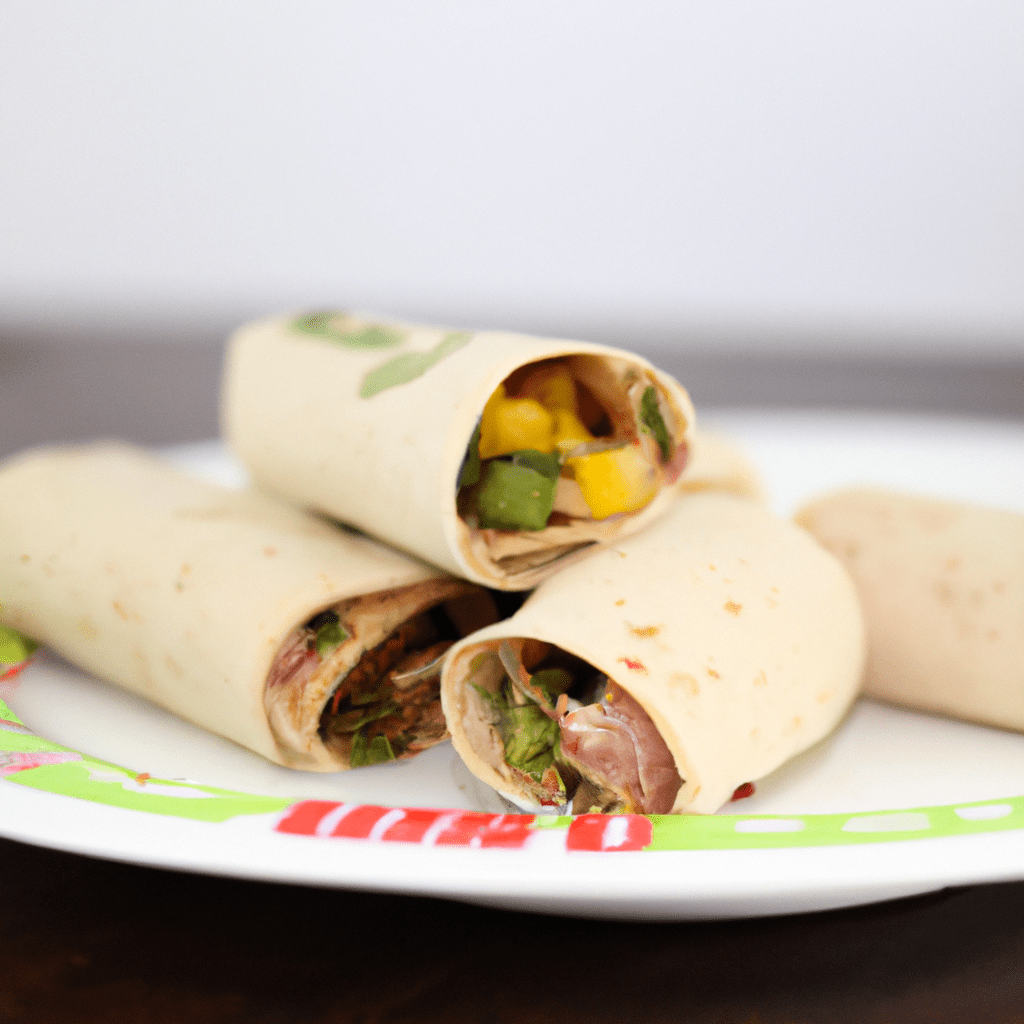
(530, 668), (574, 701)
(639, 385), (671, 461)
(315, 619), (348, 657)
(0, 624), (39, 665)
(503, 704), (559, 769)
(458, 422), (482, 488)
(359, 332), (473, 398)
(510, 449), (561, 480)
(350, 730), (397, 767)
(475, 461), (556, 531)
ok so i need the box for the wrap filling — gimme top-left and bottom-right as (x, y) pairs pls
(462, 638), (683, 813)
(265, 581), (496, 767)
(456, 356), (688, 575)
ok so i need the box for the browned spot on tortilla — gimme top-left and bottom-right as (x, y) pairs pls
(263, 546), (278, 557)
(707, 667), (720, 679)
(708, 563), (717, 571)
(754, 670), (768, 687)
(670, 672), (700, 696)
(629, 624), (661, 639)
(180, 562), (192, 575)
(618, 657), (648, 673)
(945, 556), (961, 571)
(724, 600), (742, 616)
(615, 599), (626, 606)
(988, 629), (1000, 642)
(816, 690), (832, 704)
(113, 601), (131, 621)
(19, 554), (30, 563)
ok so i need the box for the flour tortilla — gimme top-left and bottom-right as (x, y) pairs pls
(795, 488), (1024, 732)
(442, 492), (865, 814)
(678, 428), (764, 502)
(222, 312), (697, 590)
(0, 442), (488, 770)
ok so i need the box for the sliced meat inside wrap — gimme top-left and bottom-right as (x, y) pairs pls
(455, 637), (683, 814)
(264, 579), (498, 768)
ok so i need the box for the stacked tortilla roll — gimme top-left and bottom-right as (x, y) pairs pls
(0, 443), (496, 770)
(441, 492), (866, 815)
(222, 311), (699, 591)
(796, 488), (1024, 732)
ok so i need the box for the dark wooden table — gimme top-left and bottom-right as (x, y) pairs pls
(2, 329), (1024, 1023)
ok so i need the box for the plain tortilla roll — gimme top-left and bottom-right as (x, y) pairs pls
(795, 488), (1024, 731)
(222, 311), (696, 590)
(678, 428), (764, 502)
(441, 492), (866, 815)
(0, 442), (495, 771)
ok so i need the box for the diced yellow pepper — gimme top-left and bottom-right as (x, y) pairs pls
(478, 386), (556, 459)
(566, 444), (658, 520)
(551, 408), (594, 453)
(518, 364), (578, 412)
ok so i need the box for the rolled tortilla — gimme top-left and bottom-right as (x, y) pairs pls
(795, 488), (1024, 731)
(441, 492), (865, 815)
(0, 442), (496, 770)
(222, 311), (697, 590)
(678, 428), (764, 502)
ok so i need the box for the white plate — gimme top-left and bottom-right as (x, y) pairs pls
(3, 410), (1024, 921)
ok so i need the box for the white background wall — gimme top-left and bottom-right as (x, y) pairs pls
(2, 1), (1023, 354)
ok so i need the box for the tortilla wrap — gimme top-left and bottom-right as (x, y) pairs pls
(222, 311), (697, 590)
(441, 492), (865, 815)
(678, 428), (764, 502)
(795, 488), (1024, 731)
(0, 442), (495, 770)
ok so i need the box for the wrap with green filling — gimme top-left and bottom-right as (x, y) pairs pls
(795, 488), (1024, 732)
(441, 492), (865, 814)
(0, 443), (496, 769)
(222, 311), (705, 590)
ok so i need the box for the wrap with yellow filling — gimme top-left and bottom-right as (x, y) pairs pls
(222, 312), (700, 590)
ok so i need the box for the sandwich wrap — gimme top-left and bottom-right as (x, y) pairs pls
(795, 488), (1024, 731)
(222, 312), (698, 590)
(441, 492), (865, 815)
(0, 443), (495, 770)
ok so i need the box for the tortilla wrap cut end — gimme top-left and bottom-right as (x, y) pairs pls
(442, 492), (866, 815)
(223, 312), (698, 589)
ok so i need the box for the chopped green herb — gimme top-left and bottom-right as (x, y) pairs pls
(530, 668), (574, 701)
(458, 422), (482, 488)
(332, 700), (399, 734)
(349, 730), (397, 767)
(315, 618), (349, 657)
(503, 703), (560, 779)
(476, 461), (556, 531)
(359, 332), (473, 398)
(0, 624), (39, 665)
(291, 313), (405, 349)
(472, 678), (561, 784)
(639, 385), (671, 461)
